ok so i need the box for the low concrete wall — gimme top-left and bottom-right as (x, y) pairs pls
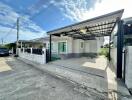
(125, 46), (132, 89)
(18, 48), (46, 64)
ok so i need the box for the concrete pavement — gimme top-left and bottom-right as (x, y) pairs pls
(0, 57), (12, 72)
(0, 57), (93, 100)
(18, 56), (132, 100)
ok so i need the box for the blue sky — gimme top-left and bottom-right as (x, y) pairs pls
(0, 0), (132, 43)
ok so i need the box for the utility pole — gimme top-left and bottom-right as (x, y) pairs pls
(1, 38), (3, 45)
(16, 18), (19, 56)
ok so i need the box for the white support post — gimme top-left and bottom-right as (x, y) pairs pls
(42, 48), (46, 64)
(31, 48), (33, 54)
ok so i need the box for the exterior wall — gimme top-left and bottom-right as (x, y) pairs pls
(111, 36), (117, 69)
(111, 48), (117, 69)
(44, 36), (73, 54)
(84, 40), (97, 53)
(125, 46), (132, 89)
(72, 39), (84, 53)
(18, 48), (46, 64)
(97, 37), (104, 52)
(67, 37), (73, 53)
(43, 36), (104, 59)
(84, 37), (104, 53)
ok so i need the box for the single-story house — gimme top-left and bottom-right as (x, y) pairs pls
(17, 40), (44, 48)
(30, 36), (104, 59)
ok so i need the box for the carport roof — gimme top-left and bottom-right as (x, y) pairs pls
(47, 9), (124, 40)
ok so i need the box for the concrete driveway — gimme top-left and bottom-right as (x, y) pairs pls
(51, 56), (108, 77)
(50, 56), (131, 99)
(0, 56), (131, 100)
(0, 57), (91, 100)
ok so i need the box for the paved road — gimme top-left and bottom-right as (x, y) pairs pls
(0, 57), (93, 100)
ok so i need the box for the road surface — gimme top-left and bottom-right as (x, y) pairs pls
(0, 57), (99, 100)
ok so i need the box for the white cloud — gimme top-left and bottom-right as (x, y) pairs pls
(79, 0), (132, 20)
(0, 2), (46, 43)
(28, 0), (48, 15)
(0, 2), (19, 27)
(51, 0), (132, 21)
(0, 25), (44, 43)
(51, 0), (99, 21)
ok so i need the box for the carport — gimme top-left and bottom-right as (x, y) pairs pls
(47, 9), (124, 78)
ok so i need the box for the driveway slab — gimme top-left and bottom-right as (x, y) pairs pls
(18, 56), (132, 100)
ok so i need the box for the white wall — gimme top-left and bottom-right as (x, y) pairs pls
(111, 48), (117, 69)
(43, 36), (104, 54)
(44, 36), (73, 54)
(72, 39), (84, 53)
(125, 46), (132, 89)
(84, 37), (104, 53)
(18, 48), (46, 64)
(67, 37), (73, 53)
(96, 37), (104, 52)
(84, 40), (97, 53)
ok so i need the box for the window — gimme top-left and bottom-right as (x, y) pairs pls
(58, 42), (66, 53)
(80, 42), (84, 48)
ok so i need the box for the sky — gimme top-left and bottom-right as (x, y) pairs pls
(0, 0), (132, 43)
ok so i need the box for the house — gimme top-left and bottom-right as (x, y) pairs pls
(17, 40), (44, 48)
(31, 36), (104, 59)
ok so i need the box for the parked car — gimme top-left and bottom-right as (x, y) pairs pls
(0, 48), (9, 56)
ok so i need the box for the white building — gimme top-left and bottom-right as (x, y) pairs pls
(32, 36), (104, 59)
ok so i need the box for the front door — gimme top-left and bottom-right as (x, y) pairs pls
(58, 42), (66, 54)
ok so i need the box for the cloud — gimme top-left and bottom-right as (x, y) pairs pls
(78, 0), (132, 20)
(0, 23), (45, 43)
(0, 2), (19, 27)
(50, 0), (132, 21)
(28, 0), (48, 15)
(48, 0), (99, 21)
(0, 2), (46, 43)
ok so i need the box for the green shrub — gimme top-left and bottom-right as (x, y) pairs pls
(99, 48), (109, 58)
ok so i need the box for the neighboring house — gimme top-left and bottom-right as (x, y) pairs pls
(123, 17), (132, 46)
(111, 17), (132, 47)
(31, 36), (104, 59)
(17, 40), (44, 48)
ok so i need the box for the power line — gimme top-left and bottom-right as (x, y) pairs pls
(1, 38), (3, 45)
(2, 22), (17, 41)
(1, 1), (46, 43)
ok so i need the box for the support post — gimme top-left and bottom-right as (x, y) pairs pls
(49, 35), (52, 61)
(109, 35), (111, 61)
(16, 18), (19, 56)
(117, 20), (124, 78)
(21, 42), (22, 48)
(1, 38), (3, 45)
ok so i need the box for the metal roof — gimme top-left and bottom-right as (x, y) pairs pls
(47, 9), (124, 40)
